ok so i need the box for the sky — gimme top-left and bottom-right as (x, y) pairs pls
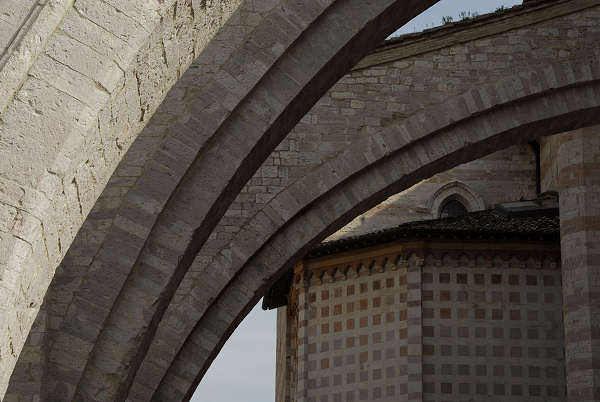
(191, 1), (522, 401)
(191, 302), (277, 402)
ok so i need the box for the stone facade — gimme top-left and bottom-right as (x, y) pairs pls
(276, 224), (564, 402)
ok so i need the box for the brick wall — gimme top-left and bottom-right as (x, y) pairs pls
(282, 241), (564, 402)
(293, 259), (411, 401)
(421, 253), (564, 401)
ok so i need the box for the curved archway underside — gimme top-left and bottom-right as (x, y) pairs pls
(4, 0), (600, 401)
(2, 0), (438, 399)
(156, 76), (600, 400)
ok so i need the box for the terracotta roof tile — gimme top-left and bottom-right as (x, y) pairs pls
(306, 208), (559, 259)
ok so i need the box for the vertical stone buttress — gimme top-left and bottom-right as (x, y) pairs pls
(558, 127), (600, 402)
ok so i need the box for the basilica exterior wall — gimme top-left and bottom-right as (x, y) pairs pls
(279, 237), (563, 402)
(421, 252), (564, 401)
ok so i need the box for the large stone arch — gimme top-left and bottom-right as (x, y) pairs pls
(0, 0), (248, 394)
(4, 0), (600, 400)
(152, 68), (600, 400)
(128, 2), (600, 399)
(2, 0), (438, 399)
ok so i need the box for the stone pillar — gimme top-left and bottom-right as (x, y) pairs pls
(275, 307), (289, 402)
(406, 254), (424, 402)
(558, 127), (600, 402)
(294, 263), (309, 402)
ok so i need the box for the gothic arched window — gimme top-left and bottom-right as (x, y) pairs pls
(440, 199), (468, 219)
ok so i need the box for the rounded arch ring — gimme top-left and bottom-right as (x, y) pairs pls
(149, 64), (600, 400)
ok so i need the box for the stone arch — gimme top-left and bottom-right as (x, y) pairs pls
(427, 181), (486, 217)
(0, 0), (252, 393)
(1, 1), (439, 400)
(5, 1), (600, 400)
(144, 67), (600, 400)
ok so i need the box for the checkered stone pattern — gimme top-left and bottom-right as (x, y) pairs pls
(421, 252), (565, 402)
(294, 256), (414, 402)
(295, 274), (310, 402)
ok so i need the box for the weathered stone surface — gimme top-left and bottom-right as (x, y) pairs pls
(2, 0), (440, 399)
(153, 77), (600, 400)
(0, 0), (245, 396)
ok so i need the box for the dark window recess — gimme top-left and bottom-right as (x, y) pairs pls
(440, 199), (468, 218)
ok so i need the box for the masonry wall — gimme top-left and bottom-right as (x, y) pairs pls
(292, 257), (413, 402)
(281, 242), (564, 402)
(421, 252), (565, 401)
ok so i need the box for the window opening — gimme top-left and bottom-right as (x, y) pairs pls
(440, 199), (467, 218)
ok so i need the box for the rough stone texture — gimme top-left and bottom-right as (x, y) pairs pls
(77, 2), (439, 400)
(0, 0), (245, 397)
(557, 127), (600, 402)
(185, 0), (598, 293)
(153, 71), (600, 402)
(0, 0), (71, 114)
(2, 0), (600, 400)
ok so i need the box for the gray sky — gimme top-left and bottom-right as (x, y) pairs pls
(191, 302), (277, 402)
(191, 1), (521, 401)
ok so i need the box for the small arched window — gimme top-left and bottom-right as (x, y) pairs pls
(440, 199), (468, 219)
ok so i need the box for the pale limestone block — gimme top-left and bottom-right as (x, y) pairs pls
(44, 31), (123, 93)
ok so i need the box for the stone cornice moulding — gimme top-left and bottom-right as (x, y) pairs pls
(296, 239), (561, 286)
(353, 0), (599, 71)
